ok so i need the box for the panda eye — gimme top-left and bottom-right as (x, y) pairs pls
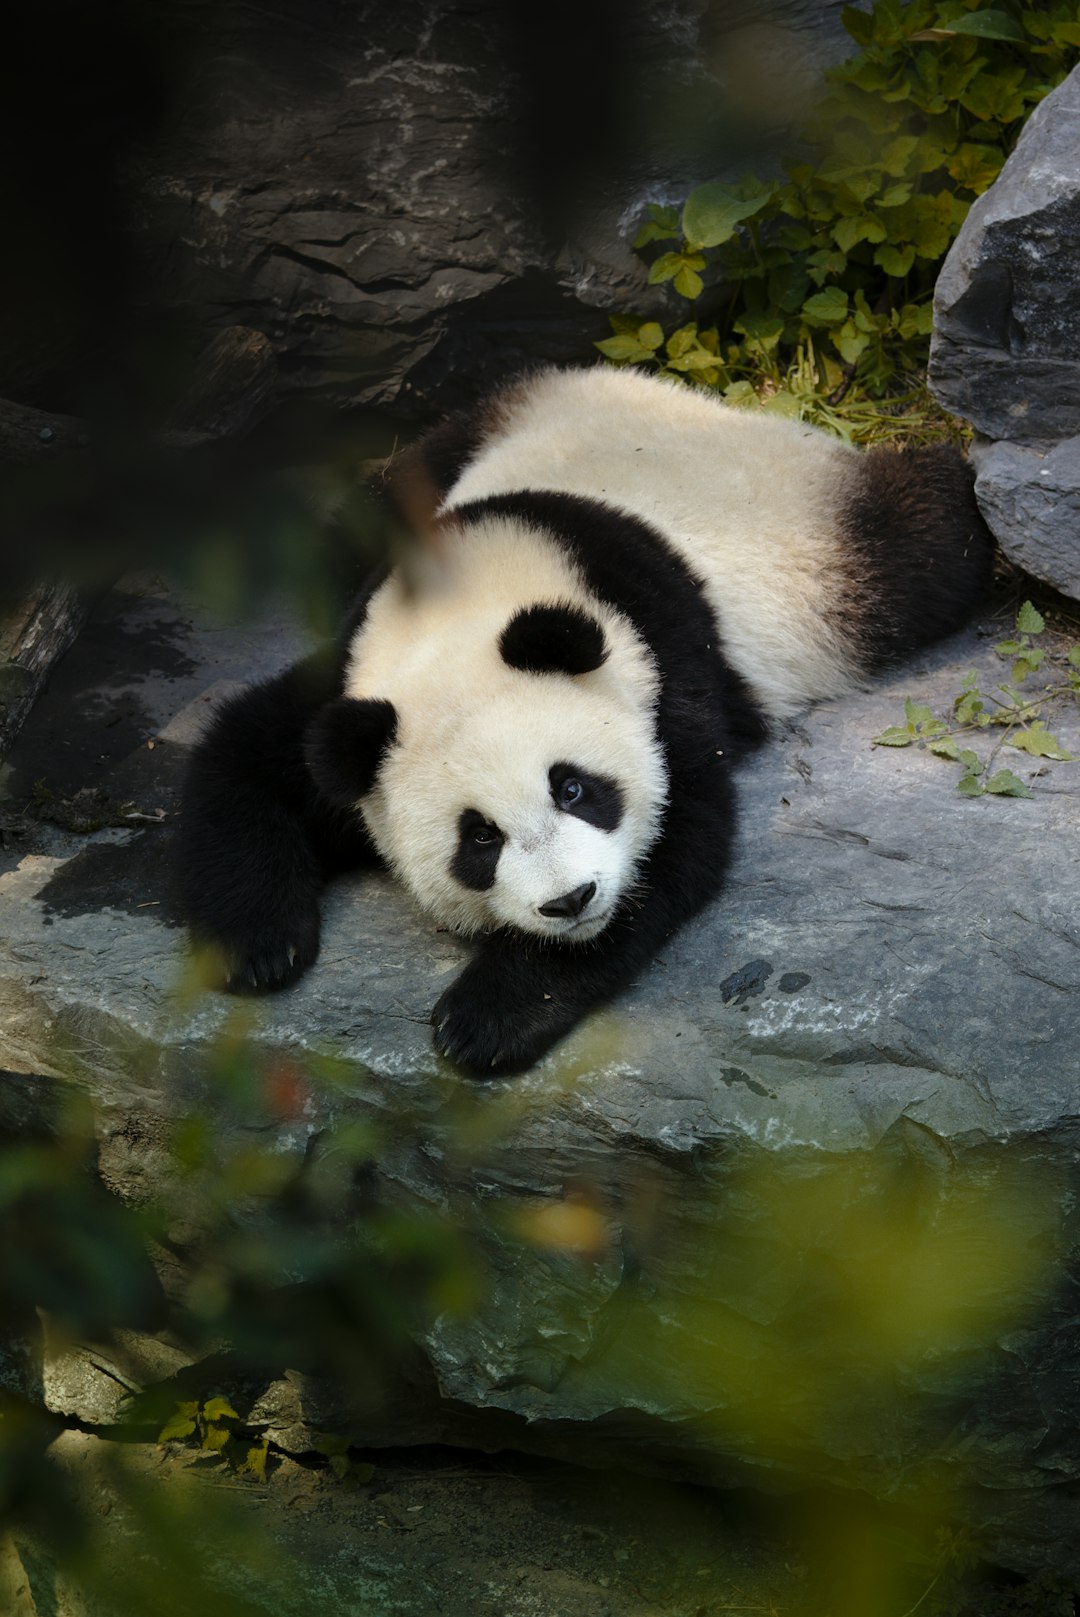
(557, 777), (584, 810)
(472, 823), (501, 846)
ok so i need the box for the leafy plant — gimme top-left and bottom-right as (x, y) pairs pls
(872, 600), (1080, 796)
(598, 0), (1080, 439)
(158, 1395), (242, 1455)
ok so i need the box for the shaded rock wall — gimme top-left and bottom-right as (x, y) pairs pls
(6, 0), (854, 422)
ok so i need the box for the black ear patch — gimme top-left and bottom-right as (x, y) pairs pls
(305, 697), (398, 806)
(499, 602), (608, 676)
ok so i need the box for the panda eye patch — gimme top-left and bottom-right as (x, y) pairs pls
(452, 808), (504, 891)
(549, 763), (624, 832)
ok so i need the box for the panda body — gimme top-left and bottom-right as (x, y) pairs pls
(440, 365), (862, 720)
(177, 365), (993, 1076)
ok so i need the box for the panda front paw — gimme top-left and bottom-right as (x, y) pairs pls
(430, 953), (582, 1077)
(192, 905), (321, 995)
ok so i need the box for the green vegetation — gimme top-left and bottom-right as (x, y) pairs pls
(873, 599), (1080, 796)
(598, 0), (1080, 440)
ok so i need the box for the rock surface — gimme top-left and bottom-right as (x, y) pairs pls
(929, 66), (1080, 600)
(10, 0), (854, 422)
(2, 577), (1080, 1575)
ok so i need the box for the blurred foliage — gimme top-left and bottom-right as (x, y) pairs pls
(598, 0), (1080, 441)
(873, 597), (1080, 795)
(0, 1016), (1074, 1611)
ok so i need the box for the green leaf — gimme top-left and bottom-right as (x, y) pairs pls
(632, 205), (681, 249)
(673, 264), (704, 299)
(1068, 647), (1080, 668)
(1011, 652), (1044, 684)
(904, 698), (935, 728)
(842, 3), (874, 45)
(958, 750), (982, 774)
(666, 322), (700, 359)
(761, 390), (802, 419)
(833, 214), (887, 252)
(875, 242), (916, 278)
(1005, 724), (1075, 761)
(928, 737), (960, 760)
(960, 67), (1028, 124)
(158, 1403), (199, 1444)
(947, 143), (1005, 194)
(637, 322), (665, 351)
(240, 1440), (269, 1481)
(648, 252), (685, 286)
(682, 180), (775, 249)
(873, 726), (914, 747)
(203, 1396), (240, 1422)
(802, 287), (849, 326)
(931, 11), (1027, 42)
(595, 334), (657, 365)
(835, 320), (870, 364)
(881, 135), (919, 176)
(722, 380), (759, 409)
(957, 773), (985, 797)
(1016, 600), (1046, 635)
(734, 313), (785, 350)
(984, 769), (1033, 798)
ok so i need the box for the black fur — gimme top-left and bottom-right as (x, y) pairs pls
(305, 698), (398, 807)
(389, 396), (503, 510)
(499, 602), (608, 676)
(451, 810), (503, 892)
(844, 444), (994, 668)
(549, 764), (624, 832)
(175, 581), (384, 993)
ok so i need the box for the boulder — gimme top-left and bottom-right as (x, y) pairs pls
(929, 66), (1080, 600)
(2, 576), (1080, 1578)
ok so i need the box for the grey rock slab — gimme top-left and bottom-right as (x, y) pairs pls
(3, 580), (1080, 1575)
(973, 435), (1080, 599)
(930, 66), (1080, 447)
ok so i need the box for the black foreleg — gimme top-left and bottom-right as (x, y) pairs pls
(175, 648), (375, 992)
(432, 713), (741, 1076)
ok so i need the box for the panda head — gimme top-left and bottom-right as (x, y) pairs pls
(306, 601), (667, 941)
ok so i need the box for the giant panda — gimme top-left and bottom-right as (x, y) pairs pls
(176, 365), (992, 1076)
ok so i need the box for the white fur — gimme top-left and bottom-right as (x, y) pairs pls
(345, 516), (667, 938)
(445, 366), (863, 721)
(344, 366), (867, 939)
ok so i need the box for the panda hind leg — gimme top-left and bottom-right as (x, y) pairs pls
(846, 443), (995, 666)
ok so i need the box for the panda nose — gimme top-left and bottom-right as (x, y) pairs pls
(538, 881), (596, 919)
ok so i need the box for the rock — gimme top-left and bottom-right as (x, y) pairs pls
(970, 436), (1080, 600)
(6, 0), (855, 422)
(929, 66), (1080, 599)
(2, 576), (1080, 1578)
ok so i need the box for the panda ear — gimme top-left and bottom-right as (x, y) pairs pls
(499, 602), (608, 676)
(305, 697), (398, 805)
